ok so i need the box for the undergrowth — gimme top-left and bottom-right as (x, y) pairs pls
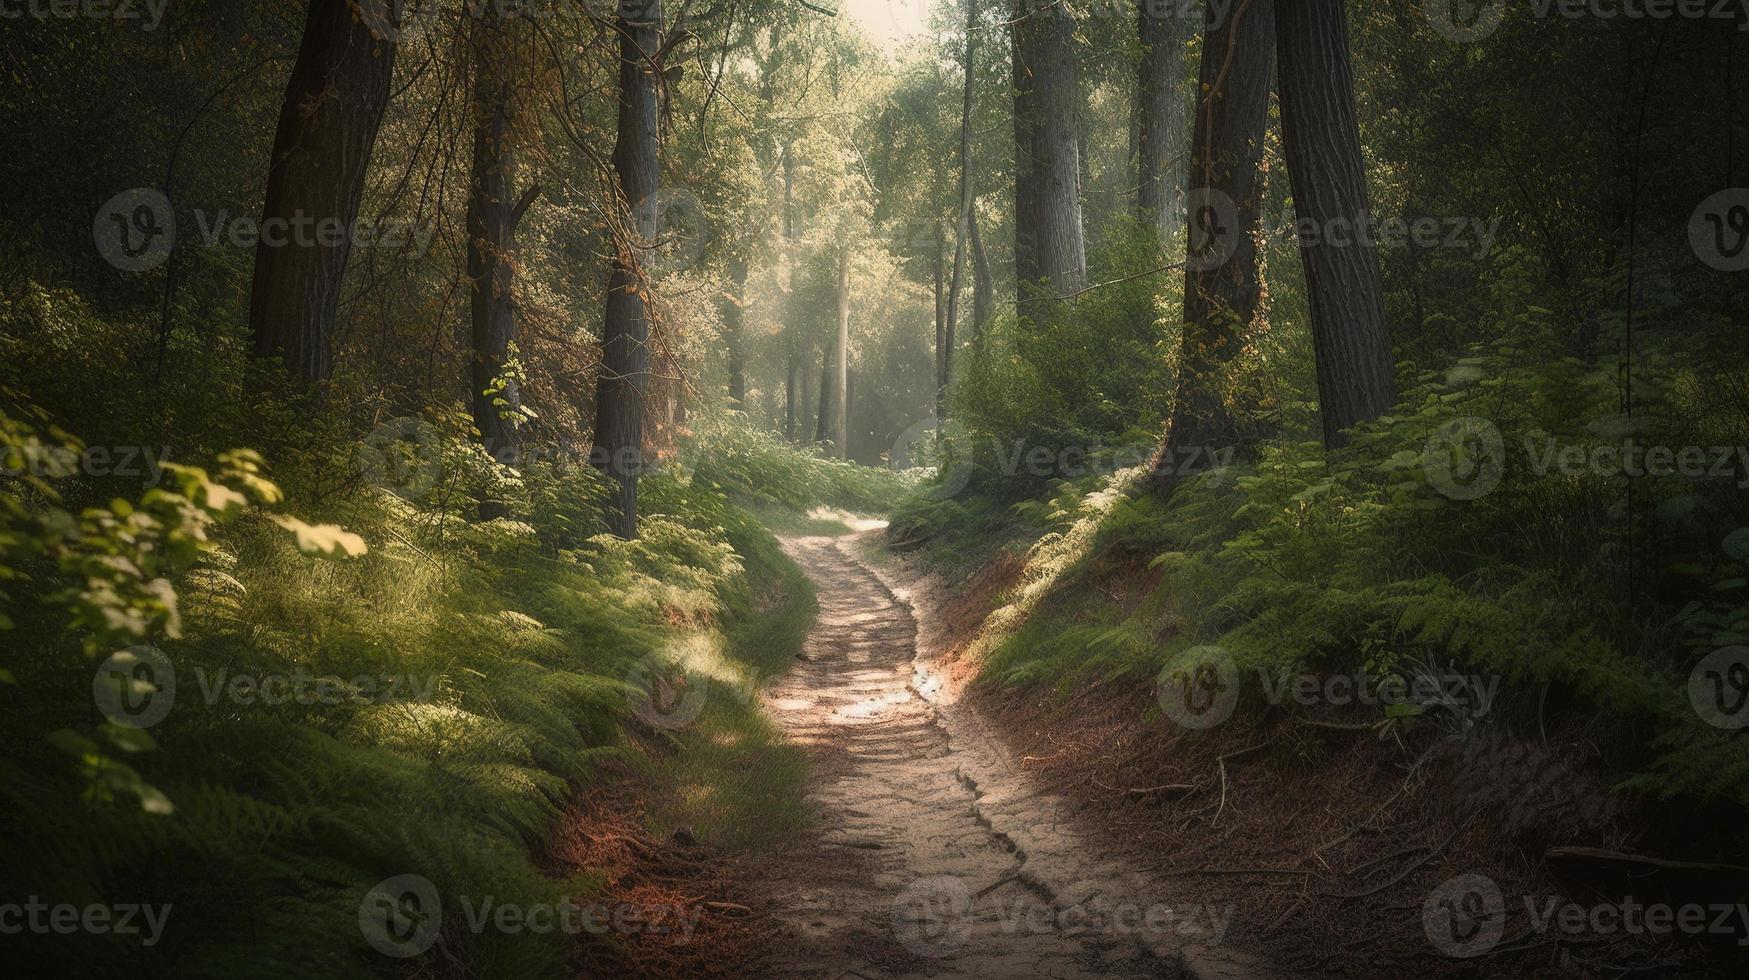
(893, 337), (1749, 812)
(0, 379), (858, 976)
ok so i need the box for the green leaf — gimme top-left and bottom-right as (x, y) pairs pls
(271, 516), (368, 560)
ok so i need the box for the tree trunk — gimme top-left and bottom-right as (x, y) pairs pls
(782, 140), (800, 441)
(1276, 0), (1396, 447)
(834, 248), (850, 458)
(1137, 0), (1191, 241)
(592, 0), (663, 540)
(800, 349), (814, 442)
(933, 224), (946, 423)
(725, 254), (748, 408)
(815, 353), (832, 445)
(467, 8), (523, 475)
(784, 347), (798, 440)
(1153, 0), (1275, 482)
(944, 0), (977, 423)
(248, 0), (397, 383)
(969, 206), (993, 349)
(1012, 0), (1086, 317)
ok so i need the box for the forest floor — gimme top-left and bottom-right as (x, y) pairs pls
(736, 525), (1272, 979)
(555, 520), (1741, 978)
(840, 529), (1743, 980)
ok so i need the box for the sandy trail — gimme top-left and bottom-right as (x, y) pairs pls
(753, 531), (1265, 980)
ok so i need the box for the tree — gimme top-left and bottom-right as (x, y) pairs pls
(1012, 0), (1086, 316)
(592, 0), (664, 539)
(941, 0), (979, 422)
(783, 142), (801, 442)
(248, 0), (398, 383)
(1276, 0), (1396, 446)
(1152, 0), (1274, 481)
(466, 8), (538, 477)
(725, 254), (749, 407)
(933, 223), (946, 423)
(968, 206), (993, 348)
(1136, 0), (1192, 241)
(833, 247), (850, 457)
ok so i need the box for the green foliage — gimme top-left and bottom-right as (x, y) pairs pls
(909, 336), (1749, 809)
(680, 415), (911, 515)
(952, 222), (1175, 492)
(0, 394), (835, 976)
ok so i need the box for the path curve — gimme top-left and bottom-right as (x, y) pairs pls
(754, 531), (1267, 980)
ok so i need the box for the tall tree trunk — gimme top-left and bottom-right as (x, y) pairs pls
(784, 347), (798, 440)
(248, 0), (397, 383)
(592, 0), (663, 539)
(781, 140), (800, 442)
(1011, 2), (1038, 299)
(933, 224), (946, 423)
(815, 352), (832, 444)
(467, 9), (524, 476)
(800, 350), (814, 443)
(725, 255), (748, 407)
(1276, 0), (1396, 447)
(969, 206), (993, 349)
(943, 0), (977, 423)
(1137, 0), (1191, 241)
(1153, 0), (1275, 482)
(1012, 0), (1086, 318)
(834, 248), (850, 458)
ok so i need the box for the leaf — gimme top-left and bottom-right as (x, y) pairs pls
(136, 784), (175, 815)
(271, 516), (368, 559)
(102, 723), (156, 753)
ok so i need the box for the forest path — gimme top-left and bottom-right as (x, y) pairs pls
(750, 529), (1263, 980)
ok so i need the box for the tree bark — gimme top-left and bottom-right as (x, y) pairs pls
(592, 0), (663, 539)
(781, 139), (800, 441)
(725, 254), (748, 407)
(943, 0), (978, 420)
(1276, 0), (1397, 447)
(1012, 0), (1086, 317)
(1137, 0), (1192, 240)
(248, 0), (397, 384)
(1152, 0), (1274, 482)
(834, 247), (850, 458)
(468, 8), (522, 473)
(784, 347), (798, 440)
(933, 223), (946, 423)
(969, 206), (993, 349)
(815, 352), (832, 444)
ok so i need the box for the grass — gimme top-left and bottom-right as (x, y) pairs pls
(891, 342), (1749, 813)
(0, 410), (867, 978)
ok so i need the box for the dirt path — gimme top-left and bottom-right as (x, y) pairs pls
(752, 530), (1271, 980)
